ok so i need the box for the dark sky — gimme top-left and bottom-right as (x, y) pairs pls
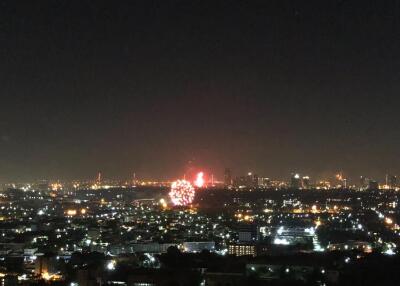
(1, 0), (400, 182)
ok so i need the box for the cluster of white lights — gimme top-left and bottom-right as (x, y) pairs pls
(169, 180), (195, 206)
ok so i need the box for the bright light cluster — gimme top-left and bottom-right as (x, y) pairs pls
(169, 180), (195, 206)
(194, 172), (205, 188)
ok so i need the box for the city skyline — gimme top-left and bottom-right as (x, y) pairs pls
(1, 168), (398, 190)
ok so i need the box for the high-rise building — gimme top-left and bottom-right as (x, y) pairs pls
(258, 177), (270, 188)
(360, 176), (368, 190)
(302, 176), (310, 189)
(233, 172), (259, 188)
(224, 168), (232, 187)
(247, 172), (259, 188)
(386, 174), (397, 189)
(290, 173), (302, 189)
(367, 180), (379, 190)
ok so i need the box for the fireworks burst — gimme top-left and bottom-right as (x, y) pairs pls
(169, 180), (195, 206)
(194, 172), (205, 188)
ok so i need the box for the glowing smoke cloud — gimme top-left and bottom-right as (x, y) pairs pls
(194, 172), (205, 188)
(169, 180), (195, 206)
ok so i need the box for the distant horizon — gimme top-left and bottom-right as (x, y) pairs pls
(0, 169), (397, 185)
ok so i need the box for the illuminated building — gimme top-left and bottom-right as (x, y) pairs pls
(316, 180), (331, 189)
(248, 172), (259, 188)
(228, 244), (256, 257)
(182, 241), (215, 253)
(129, 243), (178, 254)
(233, 172), (259, 188)
(237, 224), (259, 242)
(34, 254), (58, 277)
(327, 241), (372, 253)
(359, 176), (369, 190)
(258, 177), (270, 188)
(367, 180), (379, 190)
(290, 173), (302, 189)
(269, 226), (317, 247)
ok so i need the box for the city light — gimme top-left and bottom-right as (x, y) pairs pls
(159, 198), (168, 208)
(274, 238), (290, 245)
(385, 217), (393, 225)
(106, 260), (116, 271)
(42, 272), (51, 281)
(66, 209), (77, 216)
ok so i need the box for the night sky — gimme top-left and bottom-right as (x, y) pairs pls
(1, 1), (400, 182)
